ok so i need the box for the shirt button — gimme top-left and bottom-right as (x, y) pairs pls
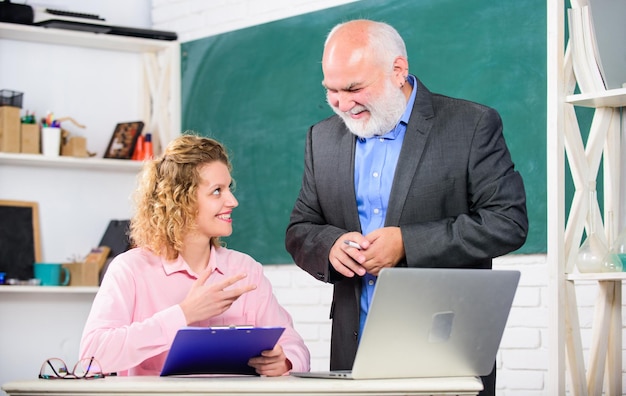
(373, 208), (380, 214)
(379, 137), (384, 142)
(368, 279), (374, 286)
(372, 172), (379, 178)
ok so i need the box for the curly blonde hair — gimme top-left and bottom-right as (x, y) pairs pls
(130, 133), (232, 261)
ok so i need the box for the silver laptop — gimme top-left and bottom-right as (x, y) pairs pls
(292, 267), (520, 380)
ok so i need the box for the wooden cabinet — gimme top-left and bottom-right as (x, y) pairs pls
(547, 1), (625, 394)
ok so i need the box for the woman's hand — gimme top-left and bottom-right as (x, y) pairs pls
(248, 344), (292, 376)
(179, 268), (256, 324)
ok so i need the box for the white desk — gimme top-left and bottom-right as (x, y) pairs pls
(2, 375), (483, 395)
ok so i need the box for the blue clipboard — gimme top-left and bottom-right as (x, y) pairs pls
(160, 326), (285, 376)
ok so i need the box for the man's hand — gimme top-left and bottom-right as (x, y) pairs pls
(328, 232), (370, 277)
(361, 227), (405, 276)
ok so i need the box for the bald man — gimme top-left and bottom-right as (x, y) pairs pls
(286, 19), (527, 396)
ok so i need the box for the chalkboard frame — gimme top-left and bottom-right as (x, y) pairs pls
(0, 200), (42, 280)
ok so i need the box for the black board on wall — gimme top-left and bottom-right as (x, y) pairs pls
(0, 200), (41, 279)
(181, 0), (547, 264)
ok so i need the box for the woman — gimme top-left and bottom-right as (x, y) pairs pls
(80, 134), (310, 376)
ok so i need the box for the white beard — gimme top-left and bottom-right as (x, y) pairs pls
(330, 78), (407, 139)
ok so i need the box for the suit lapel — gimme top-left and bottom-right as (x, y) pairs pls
(386, 78), (435, 226)
(337, 128), (361, 232)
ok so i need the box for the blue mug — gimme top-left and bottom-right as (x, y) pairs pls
(34, 263), (70, 286)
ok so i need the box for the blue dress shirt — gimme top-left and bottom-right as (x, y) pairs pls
(355, 75), (417, 340)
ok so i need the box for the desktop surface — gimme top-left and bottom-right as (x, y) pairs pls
(3, 375), (483, 396)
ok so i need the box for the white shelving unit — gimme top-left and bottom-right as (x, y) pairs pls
(0, 21), (173, 52)
(0, 21), (181, 396)
(0, 152), (142, 171)
(0, 284), (98, 396)
(0, 285), (98, 294)
(0, 21), (181, 163)
(0, 22), (180, 263)
(0, 23), (180, 393)
(547, 1), (624, 395)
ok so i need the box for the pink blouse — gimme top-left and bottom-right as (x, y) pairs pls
(80, 246), (310, 375)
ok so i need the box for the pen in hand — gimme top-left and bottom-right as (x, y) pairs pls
(343, 240), (362, 250)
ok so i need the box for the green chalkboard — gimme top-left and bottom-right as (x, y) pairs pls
(181, 0), (547, 264)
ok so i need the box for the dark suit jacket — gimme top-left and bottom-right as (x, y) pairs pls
(285, 78), (528, 370)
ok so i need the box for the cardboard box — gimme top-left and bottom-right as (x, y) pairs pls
(20, 123), (40, 154)
(62, 246), (110, 286)
(61, 136), (87, 157)
(63, 261), (99, 286)
(0, 106), (20, 153)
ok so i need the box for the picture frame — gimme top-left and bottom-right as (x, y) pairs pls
(104, 121), (145, 159)
(0, 200), (41, 280)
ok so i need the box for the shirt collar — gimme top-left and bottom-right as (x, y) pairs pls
(401, 74), (417, 124)
(360, 74), (417, 142)
(163, 246), (224, 278)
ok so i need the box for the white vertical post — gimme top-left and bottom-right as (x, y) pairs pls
(546, 0), (567, 394)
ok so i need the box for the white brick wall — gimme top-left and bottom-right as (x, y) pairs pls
(150, 1), (626, 395)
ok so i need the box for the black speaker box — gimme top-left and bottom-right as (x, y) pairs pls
(0, 1), (34, 24)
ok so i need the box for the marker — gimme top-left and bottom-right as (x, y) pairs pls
(343, 240), (362, 250)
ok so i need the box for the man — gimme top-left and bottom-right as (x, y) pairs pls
(285, 19), (528, 396)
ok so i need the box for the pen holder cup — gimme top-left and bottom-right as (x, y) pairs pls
(41, 127), (61, 157)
